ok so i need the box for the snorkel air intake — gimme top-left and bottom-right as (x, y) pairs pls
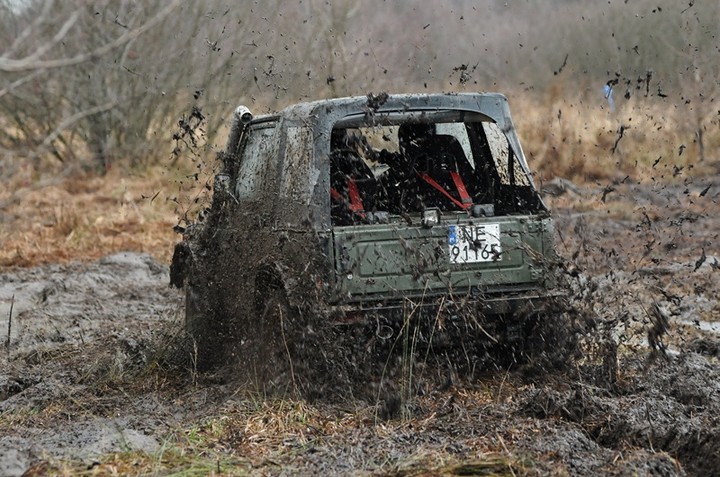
(225, 105), (253, 156)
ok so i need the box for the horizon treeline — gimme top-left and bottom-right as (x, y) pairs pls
(0, 0), (717, 181)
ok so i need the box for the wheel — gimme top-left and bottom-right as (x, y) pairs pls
(250, 285), (298, 394)
(522, 310), (579, 371)
(257, 287), (292, 359)
(185, 282), (226, 370)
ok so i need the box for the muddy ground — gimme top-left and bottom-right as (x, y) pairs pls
(1, 180), (719, 476)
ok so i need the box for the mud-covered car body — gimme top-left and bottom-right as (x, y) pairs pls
(171, 93), (561, 368)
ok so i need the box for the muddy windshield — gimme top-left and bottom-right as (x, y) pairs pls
(329, 114), (542, 226)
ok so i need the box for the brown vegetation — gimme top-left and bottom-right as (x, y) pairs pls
(2, 0), (719, 175)
(0, 166), (180, 267)
(1, 2), (720, 476)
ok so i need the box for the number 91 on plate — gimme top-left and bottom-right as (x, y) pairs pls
(448, 224), (502, 264)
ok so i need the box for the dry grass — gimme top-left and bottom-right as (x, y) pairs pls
(0, 163), (207, 268)
(15, 385), (534, 476)
(513, 90), (719, 183)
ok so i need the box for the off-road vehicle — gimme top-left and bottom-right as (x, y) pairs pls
(171, 92), (563, 389)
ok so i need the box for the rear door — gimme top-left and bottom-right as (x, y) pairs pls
(332, 213), (551, 302)
(328, 113), (550, 303)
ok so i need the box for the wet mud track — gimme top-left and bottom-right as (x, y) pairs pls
(1, 182), (719, 476)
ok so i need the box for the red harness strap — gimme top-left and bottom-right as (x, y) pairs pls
(346, 179), (364, 213)
(331, 178), (365, 217)
(450, 171), (473, 207)
(330, 187), (343, 202)
(419, 172), (472, 210)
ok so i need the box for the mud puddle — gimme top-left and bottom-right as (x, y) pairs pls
(0, 253), (185, 475)
(0, 180), (719, 475)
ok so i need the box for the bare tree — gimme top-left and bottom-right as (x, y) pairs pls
(0, 0), (278, 172)
(1, 0), (719, 177)
(669, 3), (720, 162)
(0, 0), (181, 74)
(0, 0), (183, 171)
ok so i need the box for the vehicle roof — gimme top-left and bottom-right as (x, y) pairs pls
(275, 92), (511, 123)
(247, 92), (523, 155)
(261, 92), (528, 175)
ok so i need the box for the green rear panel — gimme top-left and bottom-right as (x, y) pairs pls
(332, 214), (550, 301)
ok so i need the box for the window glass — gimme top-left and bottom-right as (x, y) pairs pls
(235, 122), (278, 199)
(329, 115), (538, 222)
(362, 125), (399, 154)
(282, 126), (317, 201)
(482, 122), (530, 186)
(436, 123), (474, 168)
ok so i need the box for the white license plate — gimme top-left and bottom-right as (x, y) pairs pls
(448, 224), (502, 263)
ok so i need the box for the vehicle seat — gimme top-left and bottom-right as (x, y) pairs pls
(416, 135), (474, 210)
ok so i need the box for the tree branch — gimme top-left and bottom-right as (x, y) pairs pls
(0, 69), (43, 99)
(0, 0), (182, 73)
(3, 0), (56, 58)
(33, 100), (118, 157)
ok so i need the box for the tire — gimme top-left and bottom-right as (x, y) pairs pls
(185, 283), (225, 371)
(251, 285), (299, 394)
(257, 287), (292, 358)
(522, 310), (578, 371)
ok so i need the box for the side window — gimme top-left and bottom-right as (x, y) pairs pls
(482, 122), (530, 186)
(281, 126), (317, 202)
(235, 122), (278, 199)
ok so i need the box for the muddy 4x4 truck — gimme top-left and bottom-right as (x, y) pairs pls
(171, 92), (566, 394)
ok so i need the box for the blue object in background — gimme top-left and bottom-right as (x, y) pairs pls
(603, 84), (616, 112)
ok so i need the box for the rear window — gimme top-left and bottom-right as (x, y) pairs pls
(328, 114), (539, 225)
(481, 123), (530, 187)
